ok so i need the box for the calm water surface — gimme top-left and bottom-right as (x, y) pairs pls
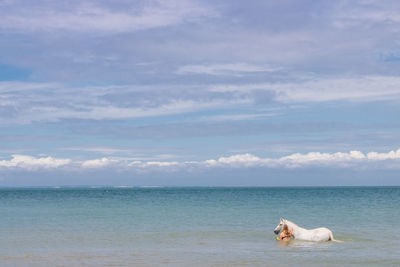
(1, 187), (399, 266)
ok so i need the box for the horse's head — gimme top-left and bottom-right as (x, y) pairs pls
(274, 218), (286, 235)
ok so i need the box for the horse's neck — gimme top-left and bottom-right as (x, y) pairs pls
(286, 221), (306, 235)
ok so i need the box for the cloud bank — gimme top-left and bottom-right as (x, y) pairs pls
(0, 155), (71, 170)
(1, 148), (399, 171)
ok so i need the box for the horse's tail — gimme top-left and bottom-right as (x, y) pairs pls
(329, 232), (344, 243)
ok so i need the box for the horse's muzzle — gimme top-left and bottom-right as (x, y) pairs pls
(274, 230), (279, 235)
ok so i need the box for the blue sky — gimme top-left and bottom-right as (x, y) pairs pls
(1, 0), (400, 186)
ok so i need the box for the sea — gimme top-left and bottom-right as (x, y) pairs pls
(1, 187), (399, 266)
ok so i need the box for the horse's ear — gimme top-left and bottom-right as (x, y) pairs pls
(280, 218), (283, 222)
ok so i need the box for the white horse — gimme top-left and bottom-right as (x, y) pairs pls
(274, 218), (343, 242)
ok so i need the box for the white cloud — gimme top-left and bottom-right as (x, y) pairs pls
(204, 149), (400, 169)
(30, 99), (247, 122)
(80, 157), (180, 169)
(0, 1), (216, 33)
(211, 75), (400, 103)
(332, 0), (400, 28)
(81, 157), (113, 168)
(366, 150), (400, 160)
(64, 147), (132, 155)
(274, 151), (367, 168)
(0, 155), (71, 170)
(1, 149), (400, 171)
(197, 113), (279, 122)
(205, 153), (261, 167)
(3, 75), (400, 125)
(177, 63), (281, 76)
(0, 81), (250, 124)
(0, 81), (56, 94)
(144, 161), (179, 167)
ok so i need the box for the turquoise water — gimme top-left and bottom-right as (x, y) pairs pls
(1, 187), (399, 266)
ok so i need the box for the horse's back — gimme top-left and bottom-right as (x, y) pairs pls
(306, 227), (331, 241)
(285, 220), (333, 242)
(313, 227), (331, 233)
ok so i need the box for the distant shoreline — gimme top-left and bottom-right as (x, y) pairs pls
(1, 185), (399, 189)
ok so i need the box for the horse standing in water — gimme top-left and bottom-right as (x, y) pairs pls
(274, 218), (343, 242)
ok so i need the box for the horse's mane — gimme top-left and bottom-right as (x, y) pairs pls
(284, 219), (301, 229)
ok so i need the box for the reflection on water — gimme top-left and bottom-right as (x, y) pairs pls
(277, 239), (293, 247)
(277, 239), (334, 248)
(273, 233), (335, 248)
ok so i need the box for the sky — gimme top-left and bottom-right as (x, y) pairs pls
(0, 0), (400, 186)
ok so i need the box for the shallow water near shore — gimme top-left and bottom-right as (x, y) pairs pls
(1, 186), (399, 266)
